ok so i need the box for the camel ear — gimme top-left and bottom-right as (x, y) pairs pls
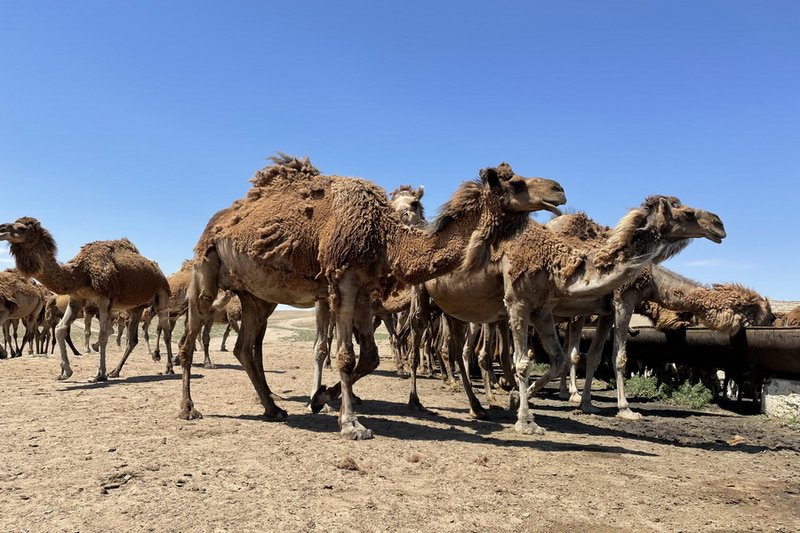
(416, 186), (424, 199)
(480, 167), (501, 191)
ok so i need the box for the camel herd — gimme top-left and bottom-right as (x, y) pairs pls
(0, 155), (797, 440)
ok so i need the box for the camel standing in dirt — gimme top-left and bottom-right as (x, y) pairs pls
(544, 212), (772, 418)
(0, 218), (175, 381)
(0, 270), (47, 358)
(420, 196), (725, 433)
(178, 155), (565, 440)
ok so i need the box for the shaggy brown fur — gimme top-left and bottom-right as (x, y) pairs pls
(775, 305), (800, 326)
(636, 301), (696, 330)
(0, 217), (175, 380)
(178, 155), (566, 439)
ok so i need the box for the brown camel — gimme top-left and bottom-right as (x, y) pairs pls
(0, 218), (175, 381)
(0, 269), (47, 358)
(178, 154), (566, 440)
(775, 305), (800, 326)
(421, 196), (725, 433)
(310, 182), (428, 398)
(218, 295), (241, 352)
(542, 212), (772, 418)
(151, 260), (192, 362)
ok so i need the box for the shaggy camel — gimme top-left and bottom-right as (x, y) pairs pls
(421, 196), (726, 433)
(0, 217), (174, 381)
(0, 270), (46, 358)
(543, 212), (773, 418)
(774, 305), (800, 326)
(151, 261), (192, 363)
(178, 154), (566, 440)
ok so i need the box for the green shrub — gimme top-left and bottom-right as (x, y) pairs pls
(623, 374), (662, 399)
(666, 381), (713, 410)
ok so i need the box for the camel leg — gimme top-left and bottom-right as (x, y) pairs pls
(229, 293), (284, 419)
(507, 299), (546, 435)
(65, 325), (80, 356)
(407, 288), (428, 411)
(612, 299), (642, 420)
(55, 299), (82, 380)
(309, 299), (332, 408)
(153, 324), (163, 361)
(0, 315), (9, 359)
(220, 322), (231, 352)
(88, 300), (112, 382)
(479, 323), (500, 406)
(579, 314), (614, 414)
(497, 320), (515, 391)
(49, 325), (56, 354)
(442, 317), (486, 419)
(178, 253), (222, 420)
(11, 320), (20, 355)
(108, 308), (144, 378)
(201, 318), (214, 368)
(142, 317), (152, 355)
(561, 318), (585, 403)
(84, 312), (94, 353)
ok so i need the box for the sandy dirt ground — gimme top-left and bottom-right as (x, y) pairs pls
(1, 310), (798, 532)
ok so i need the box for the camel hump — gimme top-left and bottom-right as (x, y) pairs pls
(250, 153), (320, 188)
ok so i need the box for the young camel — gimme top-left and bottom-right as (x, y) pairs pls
(420, 196), (726, 433)
(178, 155), (566, 440)
(0, 270), (47, 358)
(42, 294), (82, 356)
(0, 218), (175, 381)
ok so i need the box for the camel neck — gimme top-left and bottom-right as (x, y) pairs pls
(24, 247), (78, 295)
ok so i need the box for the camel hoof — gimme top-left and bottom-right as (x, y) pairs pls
(515, 420), (546, 435)
(151, 353), (161, 362)
(57, 371), (73, 381)
(203, 362), (216, 369)
(340, 420), (374, 440)
(178, 408), (203, 420)
(616, 408), (643, 421)
(108, 370), (120, 379)
(408, 393), (427, 412)
(309, 385), (332, 414)
(219, 347), (228, 352)
(470, 407), (488, 420)
(264, 407), (288, 421)
(580, 403), (602, 415)
(569, 392), (582, 404)
(88, 373), (108, 383)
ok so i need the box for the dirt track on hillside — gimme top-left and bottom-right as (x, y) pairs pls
(1, 311), (798, 532)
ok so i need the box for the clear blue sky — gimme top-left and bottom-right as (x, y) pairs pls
(1, 1), (798, 299)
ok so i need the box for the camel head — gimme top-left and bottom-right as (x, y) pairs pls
(640, 196), (726, 244)
(0, 217), (57, 276)
(707, 283), (776, 332)
(482, 163), (566, 215)
(390, 185), (426, 227)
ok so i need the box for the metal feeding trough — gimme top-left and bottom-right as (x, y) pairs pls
(579, 325), (800, 380)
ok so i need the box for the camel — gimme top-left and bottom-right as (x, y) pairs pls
(150, 261), (192, 362)
(0, 269), (47, 358)
(2, 318), (20, 357)
(0, 218), (175, 381)
(420, 196), (726, 433)
(775, 305), (800, 326)
(540, 212), (773, 418)
(177, 154), (566, 440)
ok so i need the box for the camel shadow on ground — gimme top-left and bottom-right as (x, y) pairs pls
(57, 371), (194, 392)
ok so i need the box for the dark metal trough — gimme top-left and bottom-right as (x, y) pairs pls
(579, 325), (800, 380)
